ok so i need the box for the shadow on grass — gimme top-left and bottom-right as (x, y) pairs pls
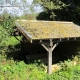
(5, 43), (27, 62)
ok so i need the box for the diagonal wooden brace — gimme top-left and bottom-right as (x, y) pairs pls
(52, 43), (59, 51)
(41, 44), (49, 52)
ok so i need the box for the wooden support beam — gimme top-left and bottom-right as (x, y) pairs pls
(47, 47), (52, 74)
(52, 43), (59, 51)
(67, 38), (69, 40)
(50, 39), (53, 47)
(60, 38), (62, 41)
(41, 41), (59, 74)
(74, 37), (76, 40)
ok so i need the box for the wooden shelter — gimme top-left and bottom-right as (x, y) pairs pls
(16, 20), (80, 74)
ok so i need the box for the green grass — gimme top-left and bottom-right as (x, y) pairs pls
(4, 36), (20, 46)
(0, 56), (80, 80)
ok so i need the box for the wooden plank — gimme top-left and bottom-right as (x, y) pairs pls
(47, 48), (52, 74)
(26, 53), (47, 59)
(26, 53), (62, 64)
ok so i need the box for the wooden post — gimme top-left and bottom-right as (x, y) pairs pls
(47, 47), (52, 74)
(41, 41), (59, 74)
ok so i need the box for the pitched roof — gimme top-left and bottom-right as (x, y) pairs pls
(16, 20), (80, 43)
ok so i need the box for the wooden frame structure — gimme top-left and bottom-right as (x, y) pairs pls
(41, 40), (59, 74)
(15, 20), (80, 74)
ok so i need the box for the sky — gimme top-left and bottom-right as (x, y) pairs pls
(27, 0), (42, 13)
(0, 0), (42, 16)
(27, 0), (33, 5)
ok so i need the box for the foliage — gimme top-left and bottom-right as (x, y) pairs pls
(0, 13), (15, 34)
(34, 0), (80, 23)
(0, 13), (16, 56)
(0, 33), (80, 80)
(0, 52), (80, 80)
(36, 11), (51, 20)
(19, 13), (37, 20)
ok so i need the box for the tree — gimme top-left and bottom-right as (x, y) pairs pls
(0, 0), (34, 16)
(0, 0), (28, 7)
(33, 0), (80, 23)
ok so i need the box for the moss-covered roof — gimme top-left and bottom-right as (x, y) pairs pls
(16, 20), (80, 42)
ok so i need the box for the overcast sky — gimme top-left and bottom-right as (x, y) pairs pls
(27, 0), (33, 5)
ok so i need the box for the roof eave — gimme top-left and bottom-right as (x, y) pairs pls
(15, 22), (33, 43)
